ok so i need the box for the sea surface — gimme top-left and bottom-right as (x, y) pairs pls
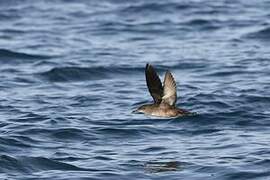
(0, 0), (270, 179)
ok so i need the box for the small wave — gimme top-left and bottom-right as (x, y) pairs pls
(39, 66), (144, 82)
(120, 2), (194, 15)
(1, 28), (25, 34)
(95, 127), (142, 138)
(10, 112), (49, 123)
(186, 19), (212, 26)
(40, 63), (205, 82)
(0, 12), (20, 21)
(140, 146), (167, 153)
(0, 49), (53, 62)
(245, 27), (270, 40)
(39, 67), (109, 82)
(51, 128), (86, 140)
(0, 136), (32, 149)
(0, 155), (30, 173)
(16, 127), (88, 141)
(241, 94), (270, 103)
(0, 155), (93, 173)
(171, 61), (207, 70)
(225, 169), (270, 179)
(204, 70), (248, 77)
(184, 19), (221, 30)
(121, 2), (176, 13)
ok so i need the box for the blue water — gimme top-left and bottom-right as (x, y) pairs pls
(0, 0), (270, 179)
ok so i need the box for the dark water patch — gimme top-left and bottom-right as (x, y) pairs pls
(1, 28), (25, 34)
(9, 112), (49, 123)
(95, 127), (142, 138)
(197, 100), (231, 109)
(52, 156), (89, 162)
(202, 143), (241, 150)
(16, 127), (89, 141)
(186, 19), (212, 26)
(234, 58), (270, 66)
(70, 95), (104, 107)
(0, 122), (9, 128)
(160, 61), (208, 70)
(187, 128), (221, 136)
(235, 116), (270, 127)
(0, 12), (21, 21)
(39, 66), (144, 82)
(95, 21), (172, 35)
(126, 36), (152, 42)
(0, 137), (32, 148)
(184, 19), (222, 30)
(10, 135), (38, 145)
(39, 67), (109, 82)
(51, 128), (86, 140)
(0, 0), (28, 7)
(0, 155), (94, 174)
(225, 170), (270, 180)
(178, 112), (233, 126)
(234, 120), (254, 126)
(245, 27), (270, 41)
(0, 49), (53, 63)
(33, 59), (58, 67)
(93, 156), (115, 161)
(0, 155), (30, 173)
(192, 3), (237, 16)
(120, 2), (190, 14)
(140, 146), (167, 153)
(14, 77), (37, 85)
(240, 94), (270, 104)
(193, 93), (217, 100)
(92, 118), (157, 127)
(252, 158), (270, 165)
(16, 128), (56, 137)
(93, 149), (117, 156)
(0, 35), (12, 40)
(204, 70), (250, 77)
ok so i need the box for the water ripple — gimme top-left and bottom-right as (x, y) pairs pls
(1, 0), (270, 179)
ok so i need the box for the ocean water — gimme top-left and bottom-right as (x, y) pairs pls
(0, 0), (270, 179)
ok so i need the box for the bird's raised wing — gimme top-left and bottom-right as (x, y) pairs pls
(145, 63), (163, 104)
(162, 71), (177, 106)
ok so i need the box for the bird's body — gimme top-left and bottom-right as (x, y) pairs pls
(137, 103), (190, 117)
(134, 64), (192, 118)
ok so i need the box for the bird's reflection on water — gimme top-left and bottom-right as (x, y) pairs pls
(144, 161), (181, 173)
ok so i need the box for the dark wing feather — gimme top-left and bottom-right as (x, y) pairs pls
(145, 64), (163, 104)
(162, 71), (177, 106)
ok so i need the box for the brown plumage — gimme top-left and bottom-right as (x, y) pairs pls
(134, 63), (192, 118)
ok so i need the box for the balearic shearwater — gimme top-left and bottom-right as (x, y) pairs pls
(134, 63), (192, 118)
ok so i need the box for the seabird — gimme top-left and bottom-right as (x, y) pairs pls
(134, 63), (192, 118)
